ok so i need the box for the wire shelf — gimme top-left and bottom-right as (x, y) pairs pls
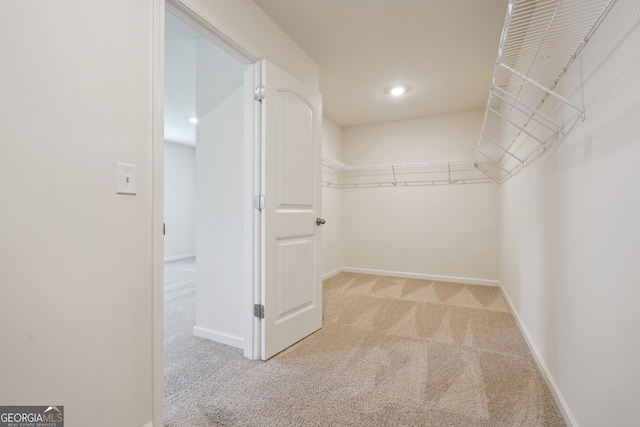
(475, 0), (618, 182)
(322, 156), (494, 188)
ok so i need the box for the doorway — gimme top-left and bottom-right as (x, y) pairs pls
(154, 2), (323, 424)
(162, 5), (258, 418)
(164, 7), (252, 346)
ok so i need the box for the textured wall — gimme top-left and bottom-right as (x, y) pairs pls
(322, 118), (345, 276)
(0, 2), (154, 426)
(164, 142), (196, 260)
(499, 2), (640, 425)
(341, 111), (500, 282)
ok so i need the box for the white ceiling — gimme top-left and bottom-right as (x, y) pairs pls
(253, 0), (509, 128)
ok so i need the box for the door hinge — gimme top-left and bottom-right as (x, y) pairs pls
(254, 194), (265, 211)
(163, 223), (166, 236)
(254, 85), (265, 102)
(254, 304), (265, 319)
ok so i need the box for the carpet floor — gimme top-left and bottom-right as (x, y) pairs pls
(164, 258), (566, 426)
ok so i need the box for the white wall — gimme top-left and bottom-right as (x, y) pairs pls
(321, 118), (344, 277)
(0, 2), (153, 426)
(499, 2), (640, 426)
(194, 34), (246, 347)
(341, 111), (500, 283)
(343, 111), (486, 164)
(164, 142), (196, 260)
(0, 1), (318, 426)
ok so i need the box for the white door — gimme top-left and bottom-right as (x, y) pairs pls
(260, 60), (323, 360)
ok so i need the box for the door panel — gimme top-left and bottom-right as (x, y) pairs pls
(261, 60), (322, 360)
(275, 236), (314, 323)
(276, 91), (314, 210)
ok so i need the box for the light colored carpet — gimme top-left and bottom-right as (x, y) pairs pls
(164, 259), (566, 426)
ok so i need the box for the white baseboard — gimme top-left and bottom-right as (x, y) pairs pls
(321, 267), (344, 281)
(337, 266), (500, 287)
(193, 326), (244, 349)
(142, 422), (153, 427)
(498, 283), (577, 427)
(164, 253), (196, 262)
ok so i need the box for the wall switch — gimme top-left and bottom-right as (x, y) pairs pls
(117, 163), (137, 195)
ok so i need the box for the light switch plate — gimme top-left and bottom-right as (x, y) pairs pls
(116, 163), (137, 195)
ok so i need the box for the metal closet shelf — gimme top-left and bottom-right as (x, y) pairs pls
(474, 0), (618, 183)
(322, 156), (494, 189)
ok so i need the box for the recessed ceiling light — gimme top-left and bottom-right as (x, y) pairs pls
(187, 117), (198, 124)
(388, 85), (411, 97)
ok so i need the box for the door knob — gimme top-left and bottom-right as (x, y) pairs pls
(316, 218), (326, 226)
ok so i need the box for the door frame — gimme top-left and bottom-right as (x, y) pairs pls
(152, 0), (263, 424)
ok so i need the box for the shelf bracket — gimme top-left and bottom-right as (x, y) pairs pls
(488, 107), (546, 146)
(479, 134), (524, 164)
(499, 63), (585, 116)
(491, 86), (563, 136)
